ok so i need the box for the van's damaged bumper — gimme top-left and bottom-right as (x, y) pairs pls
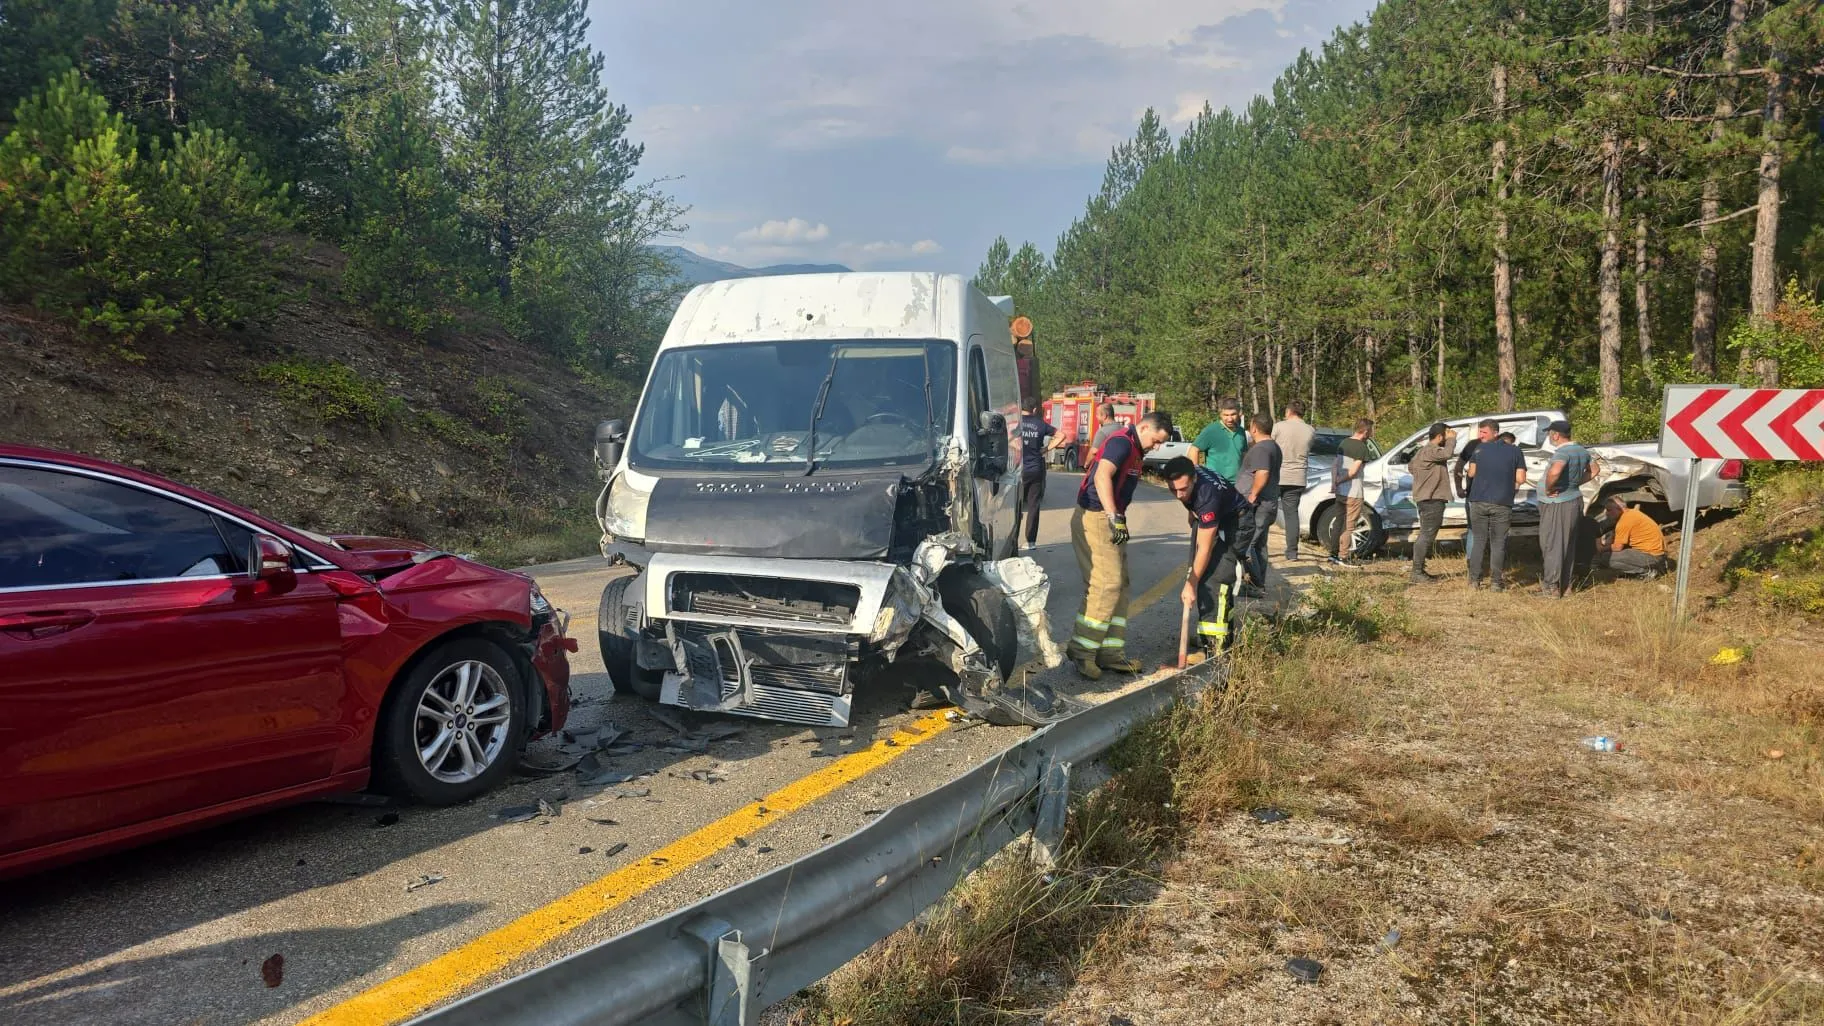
(610, 539), (1068, 728)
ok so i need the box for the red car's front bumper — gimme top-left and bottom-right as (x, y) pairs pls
(531, 611), (576, 735)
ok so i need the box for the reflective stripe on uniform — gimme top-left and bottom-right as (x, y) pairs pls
(1071, 636), (1102, 650)
(1198, 622), (1225, 636)
(1076, 614), (1110, 631)
(1101, 637), (1126, 649)
(1109, 616), (1128, 628)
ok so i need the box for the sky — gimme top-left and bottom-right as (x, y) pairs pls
(587, 0), (1377, 275)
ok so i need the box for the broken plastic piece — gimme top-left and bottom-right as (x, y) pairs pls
(1250, 806), (1291, 825)
(260, 953), (284, 989)
(1285, 957), (1324, 983)
(405, 873), (444, 892)
(604, 842), (628, 858)
(495, 805), (539, 823)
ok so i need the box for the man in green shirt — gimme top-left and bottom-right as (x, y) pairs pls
(1189, 396), (1248, 483)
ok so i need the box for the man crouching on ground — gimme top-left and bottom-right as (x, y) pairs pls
(1162, 456), (1247, 659)
(1069, 410), (1174, 679)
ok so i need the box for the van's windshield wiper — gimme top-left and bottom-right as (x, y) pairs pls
(803, 348), (842, 476)
(920, 345), (937, 463)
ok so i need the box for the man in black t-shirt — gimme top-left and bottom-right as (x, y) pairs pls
(1463, 419), (1529, 591)
(1017, 404), (1060, 551)
(1234, 413), (1282, 593)
(1162, 456), (1247, 656)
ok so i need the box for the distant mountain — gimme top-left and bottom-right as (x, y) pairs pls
(652, 245), (851, 286)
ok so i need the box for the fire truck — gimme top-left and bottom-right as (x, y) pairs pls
(1041, 382), (1157, 471)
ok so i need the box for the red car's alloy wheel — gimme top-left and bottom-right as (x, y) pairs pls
(415, 659), (513, 784)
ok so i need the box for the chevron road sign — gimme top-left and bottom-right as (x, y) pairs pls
(1658, 384), (1824, 620)
(1660, 385), (1824, 461)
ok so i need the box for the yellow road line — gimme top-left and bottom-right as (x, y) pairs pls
(300, 709), (955, 1026)
(1133, 565), (1184, 614)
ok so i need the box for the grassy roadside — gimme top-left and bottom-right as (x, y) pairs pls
(788, 566), (1824, 1025)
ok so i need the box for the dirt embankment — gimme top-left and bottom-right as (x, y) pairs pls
(0, 246), (635, 566)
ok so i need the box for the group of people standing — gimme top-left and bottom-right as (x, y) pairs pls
(1017, 398), (1674, 679)
(1405, 417), (1668, 595)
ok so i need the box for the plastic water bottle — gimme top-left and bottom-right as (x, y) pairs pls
(1579, 736), (1622, 753)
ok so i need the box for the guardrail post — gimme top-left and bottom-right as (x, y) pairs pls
(683, 916), (765, 1026)
(1031, 757), (1072, 867)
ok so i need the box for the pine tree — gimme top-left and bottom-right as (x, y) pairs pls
(335, 0), (473, 334)
(0, 70), (176, 338)
(144, 125), (294, 326)
(436, 0), (642, 302)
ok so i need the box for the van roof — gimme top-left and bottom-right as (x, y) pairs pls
(662, 271), (983, 348)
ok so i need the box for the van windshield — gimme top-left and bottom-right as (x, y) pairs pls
(629, 340), (957, 471)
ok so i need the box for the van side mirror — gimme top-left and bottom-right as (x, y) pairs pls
(594, 419), (627, 478)
(976, 411), (1008, 478)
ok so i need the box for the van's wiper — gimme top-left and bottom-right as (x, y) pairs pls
(920, 345), (937, 463)
(803, 348), (842, 476)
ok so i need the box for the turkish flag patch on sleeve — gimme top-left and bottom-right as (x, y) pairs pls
(1199, 511), (1217, 524)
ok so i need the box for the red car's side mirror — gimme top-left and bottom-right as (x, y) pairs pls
(247, 534), (297, 590)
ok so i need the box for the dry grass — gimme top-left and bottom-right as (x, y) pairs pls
(795, 571), (1824, 1026)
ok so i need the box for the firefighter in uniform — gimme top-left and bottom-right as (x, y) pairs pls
(1068, 411), (1174, 679)
(1161, 456), (1247, 656)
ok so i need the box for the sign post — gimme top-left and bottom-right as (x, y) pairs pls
(1658, 384), (1824, 617)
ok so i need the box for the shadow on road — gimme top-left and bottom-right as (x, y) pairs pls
(0, 904), (484, 1026)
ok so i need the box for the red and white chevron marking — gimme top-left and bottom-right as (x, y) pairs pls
(1660, 385), (1824, 461)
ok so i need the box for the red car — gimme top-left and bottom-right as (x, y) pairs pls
(0, 445), (573, 877)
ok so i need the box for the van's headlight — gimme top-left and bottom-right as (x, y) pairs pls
(530, 586), (553, 616)
(602, 477), (651, 540)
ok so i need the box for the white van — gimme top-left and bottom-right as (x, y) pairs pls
(590, 272), (1062, 727)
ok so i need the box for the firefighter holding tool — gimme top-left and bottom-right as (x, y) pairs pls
(1068, 410), (1174, 680)
(1160, 455), (1247, 660)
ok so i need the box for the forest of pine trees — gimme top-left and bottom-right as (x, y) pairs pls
(976, 0), (1824, 441)
(0, 0), (681, 371)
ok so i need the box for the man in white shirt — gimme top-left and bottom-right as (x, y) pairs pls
(1271, 400), (1316, 560)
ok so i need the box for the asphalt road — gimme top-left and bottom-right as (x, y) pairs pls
(0, 475), (1319, 1026)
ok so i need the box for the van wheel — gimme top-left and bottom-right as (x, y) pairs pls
(1315, 504), (1386, 559)
(598, 574), (661, 700)
(374, 638), (525, 805)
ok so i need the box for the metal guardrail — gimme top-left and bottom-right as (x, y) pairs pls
(407, 664), (1218, 1026)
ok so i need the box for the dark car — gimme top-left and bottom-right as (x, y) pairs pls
(0, 445), (574, 877)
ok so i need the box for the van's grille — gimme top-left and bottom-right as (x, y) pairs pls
(669, 573), (859, 627)
(749, 662), (847, 695)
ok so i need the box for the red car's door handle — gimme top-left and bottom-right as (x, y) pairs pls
(0, 609), (98, 638)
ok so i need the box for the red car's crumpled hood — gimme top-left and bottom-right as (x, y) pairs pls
(324, 534), (446, 573)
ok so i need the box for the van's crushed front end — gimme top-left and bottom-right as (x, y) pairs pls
(601, 537), (1063, 728)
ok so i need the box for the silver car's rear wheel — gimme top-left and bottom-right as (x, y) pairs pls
(415, 660), (512, 783)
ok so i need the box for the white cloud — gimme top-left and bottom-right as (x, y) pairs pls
(734, 218), (832, 245)
(834, 239), (946, 267)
